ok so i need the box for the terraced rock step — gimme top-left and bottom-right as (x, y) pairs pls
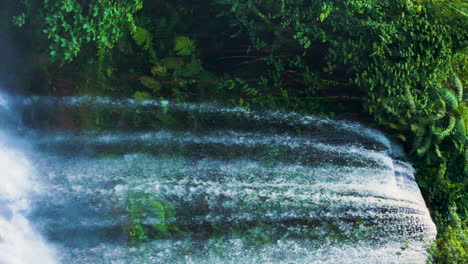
(17, 96), (390, 151)
(2, 94), (436, 263)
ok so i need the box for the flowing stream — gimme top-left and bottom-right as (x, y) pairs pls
(1, 93), (436, 263)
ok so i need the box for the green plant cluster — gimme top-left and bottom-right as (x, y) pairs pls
(125, 190), (180, 245)
(40, 0), (143, 63)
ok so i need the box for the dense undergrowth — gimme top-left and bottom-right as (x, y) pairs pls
(1, 0), (466, 262)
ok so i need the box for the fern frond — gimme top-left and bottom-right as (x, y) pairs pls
(174, 36), (195, 56)
(438, 87), (458, 111)
(450, 74), (463, 102)
(431, 97), (447, 121)
(424, 145), (442, 164)
(416, 134), (433, 157)
(434, 143), (444, 159)
(435, 162), (447, 180)
(451, 117), (466, 151)
(160, 57), (185, 70)
(388, 122), (407, 130)
(133, 91), (152, 101)
(421, 86), (446, 122)
(133, 26), (153, 50)
(432, 115), (457, 140)
(396, 133), (408, 142)
(403, 85), (417, 115)
(381, 99), (403, 118)
(151, 64), (168, 76)
(411, 123), (427, 137)
(139, 76), (161, 91)
(411, 131), (425, 154)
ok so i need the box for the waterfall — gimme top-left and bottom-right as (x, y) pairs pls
(0, 92), (57, 264)
(1, 94), (436, 263)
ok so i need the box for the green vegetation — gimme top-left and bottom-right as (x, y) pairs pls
(125, 190), (180, 245)
(2, 0), (466, 261)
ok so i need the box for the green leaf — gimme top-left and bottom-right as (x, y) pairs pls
(174, 36), (195, 56)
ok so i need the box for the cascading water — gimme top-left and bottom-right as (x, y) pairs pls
(0, 92), (57, 264)
(2, 94), (436, 263)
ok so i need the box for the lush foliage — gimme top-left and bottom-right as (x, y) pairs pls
(6, 0), (467, 262)
(41, 0), (143, 63)
(213, 1), (467, 261)
(125, 191), (180, 245)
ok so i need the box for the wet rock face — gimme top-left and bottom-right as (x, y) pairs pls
(9, 96), (436, 263)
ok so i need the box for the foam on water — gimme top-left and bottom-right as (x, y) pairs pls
(0, 96), (7, 109)
(4, 95), (437, 263)
(19, 96), (391, 150)
(0, 93), (57, 264)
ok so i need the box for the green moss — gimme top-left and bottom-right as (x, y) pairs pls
(125, 191), (180, 245)
(231, 222), (273, 248)
(125, 223), (149, 245)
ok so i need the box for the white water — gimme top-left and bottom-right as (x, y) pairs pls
(0, 93), (57, 264)
(2, 95), (436, 263)
(20, 95), (392, 149)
